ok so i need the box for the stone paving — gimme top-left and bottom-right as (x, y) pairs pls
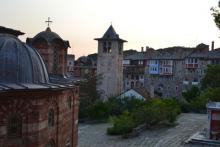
(78, 113), (216, 147)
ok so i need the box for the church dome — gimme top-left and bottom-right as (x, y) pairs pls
(27, 27), (70, 48)
(0, 34), (49, 84)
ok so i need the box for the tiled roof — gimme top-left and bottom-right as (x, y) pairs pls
(124, 52), (145, 60)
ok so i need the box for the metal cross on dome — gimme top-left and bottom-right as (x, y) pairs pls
(45, 17), (52, 27)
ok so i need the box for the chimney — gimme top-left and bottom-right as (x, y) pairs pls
(146, 46), (149, 52)
(211, 41), (214, 51)
(141, 47), (144, 52)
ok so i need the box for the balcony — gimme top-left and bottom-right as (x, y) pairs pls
(185, 63), (198, 69)
(192, 81), (199, 86)
(183, 81), (189, 85)
(124, 67), (145, 74)
(160, 72), (173, 76)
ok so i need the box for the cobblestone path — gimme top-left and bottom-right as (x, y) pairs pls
(79, 113), (213, 147)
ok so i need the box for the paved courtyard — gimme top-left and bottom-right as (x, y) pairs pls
(78, 113), (216, 147)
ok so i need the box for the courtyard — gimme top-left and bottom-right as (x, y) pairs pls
(78, 113), (216, 147)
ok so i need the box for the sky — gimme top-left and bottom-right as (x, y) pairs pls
(0, 0), (220, 59)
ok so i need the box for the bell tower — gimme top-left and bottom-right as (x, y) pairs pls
(95, 25), (127, 99)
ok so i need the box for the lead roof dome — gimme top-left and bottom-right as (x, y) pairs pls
(27, 27), (70, 48)
(0, 34), (49, 84)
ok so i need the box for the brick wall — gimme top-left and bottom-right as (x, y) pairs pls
(0, 86), (79, 147)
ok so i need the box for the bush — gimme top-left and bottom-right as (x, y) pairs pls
(182, 86), (200, 102)
(107, 99), (181, 136)
(87, 101), (110, 121)
(106, 97), (124, 116)
(107, 111), (136, 136)
(179, 88), (220, 113)
(177, 100), (192, 113)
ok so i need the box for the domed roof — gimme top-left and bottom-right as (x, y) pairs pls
(32, 27), (62, 42)
(27, 27), (70, 48)
(0, 34), (49, 84)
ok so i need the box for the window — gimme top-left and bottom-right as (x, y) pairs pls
(103, 42), (112, 53)
(103, 42), (107, 53)
(48, 109), (54, 127)
(195, 58), (198, 63)
(119, 43), (123, 54)
(7, 114), (22, 138)
(131, 81), (134, 88)
(107, 42), (112, 53)
(67, 96), (72, 109)
(53, 48), (59, 73)
(66, 139), (71, 147)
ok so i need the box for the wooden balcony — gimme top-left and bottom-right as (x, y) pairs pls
(185, 63), (198, 69)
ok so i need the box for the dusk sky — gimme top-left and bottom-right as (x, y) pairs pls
(1, 0), (220, 59)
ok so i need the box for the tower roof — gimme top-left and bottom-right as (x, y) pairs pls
(95, 25), (127, 42)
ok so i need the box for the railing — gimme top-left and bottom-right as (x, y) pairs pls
(185, 63), (198, 68)
(192, 82), (199, 85)
(183, 81), (189, 85)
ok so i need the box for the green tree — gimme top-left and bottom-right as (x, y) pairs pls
(77, 74), (102, 119)
(191, 88), (220, 112)
(202, 65), (220, 89)
(211, 1), (220, 30)
(182, 86), (200, 102)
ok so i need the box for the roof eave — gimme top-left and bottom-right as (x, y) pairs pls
(94, 38), (127, 42)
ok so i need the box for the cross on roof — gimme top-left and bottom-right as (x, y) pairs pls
(45, 17), (52, 27)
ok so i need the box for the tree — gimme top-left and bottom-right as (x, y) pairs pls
(202, 65), (220, 89)
(77, 74), (102, 118)
(182, 86), (200, 102)
(211, 1), (220, 30)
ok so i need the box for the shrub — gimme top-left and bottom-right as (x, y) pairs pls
(177, 100), (192, 113)
(107, 99), (181, 136)
(162, 99), (181, 123)
(106, 96), (124, 116)
(87, 101), (110, 121)
(182, 86), (200, 102)
(107, 111), (136, 136)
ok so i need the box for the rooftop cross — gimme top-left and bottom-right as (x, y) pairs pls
(45, 17), (52, 27)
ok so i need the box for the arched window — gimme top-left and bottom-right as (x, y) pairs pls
(48, 109), (54, 127)
(65, 138), (71, 147)
(46, 139), (55, 147)
(7, 114), (22, 138)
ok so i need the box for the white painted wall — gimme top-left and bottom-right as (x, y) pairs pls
(120, 89), (145, 100)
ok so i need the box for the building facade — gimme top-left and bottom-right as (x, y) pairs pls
(123, 44), (219, 99)
(95, 25), (126, 99)
(74, 54), (97, 78)
(123, 52), (146, 90)
(0, 27), (79, 147)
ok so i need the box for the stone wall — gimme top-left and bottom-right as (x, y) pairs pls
(97, 41), (123, 99)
